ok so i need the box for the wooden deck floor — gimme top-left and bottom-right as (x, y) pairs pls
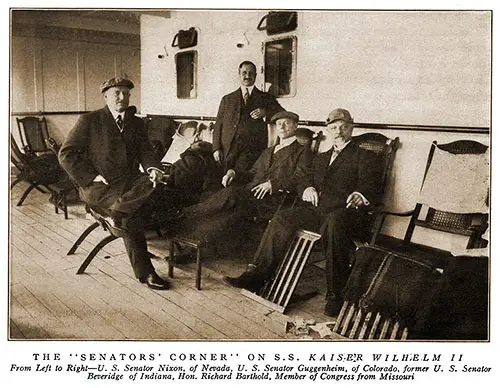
(9, 181), (342, 341)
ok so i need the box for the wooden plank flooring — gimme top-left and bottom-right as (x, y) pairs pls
(9, 181), (341, 340)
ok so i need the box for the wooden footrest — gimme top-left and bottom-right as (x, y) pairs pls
(240, 229), (321, 313)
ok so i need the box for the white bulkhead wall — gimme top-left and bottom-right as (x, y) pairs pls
(140, 10), (490, 250)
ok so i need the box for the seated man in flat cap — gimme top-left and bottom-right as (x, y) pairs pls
(178, 111), (312, 243)
(223, 108), (384, 317)
(59, 76), (177, 291)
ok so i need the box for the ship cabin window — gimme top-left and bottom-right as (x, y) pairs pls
(264, 36), (296, 98)
(176, 50), (197, 99)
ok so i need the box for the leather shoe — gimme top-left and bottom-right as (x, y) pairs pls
(140, 272), (171, 290)
(222, 270), (263, 292)
(324, 295), (343, 317)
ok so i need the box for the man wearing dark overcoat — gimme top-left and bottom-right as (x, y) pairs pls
(212, 61), (284, 179)
(223, 108), (384, 317)
(58, 76), (172, 290)
(177, 111), (311, 250)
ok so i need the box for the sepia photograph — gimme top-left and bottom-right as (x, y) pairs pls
(3, 2), (496, 386)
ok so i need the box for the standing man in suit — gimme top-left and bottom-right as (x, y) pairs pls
(212, 61), (284, 180)
(223, 108), (384, 317)
(59, 76), (173, 290)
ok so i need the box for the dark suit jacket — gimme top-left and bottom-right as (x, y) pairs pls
(184, 140), (311, 218)
(58, 106), (161, 215)
(212, 87), (283, 171)
(239, 140), (312, 192)
(297, 142), (383, 214)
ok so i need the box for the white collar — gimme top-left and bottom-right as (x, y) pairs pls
(332, 139), (351, 152)
(274, 136), (297, 152)
(110, 110), (125, 121)
(241, 85), (255, 95)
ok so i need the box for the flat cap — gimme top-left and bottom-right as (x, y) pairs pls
(100, 76), (135, 93)
(326, 108), (353, 124)
(270, 111), (300, 123)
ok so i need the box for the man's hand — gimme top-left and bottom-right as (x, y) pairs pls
(346, 192), (368, 209)
(213, 150), (223, 165)
(148, 168), (165, 188)
(250, 108), (265, 120)
(302, 187), (319, 206)
(251, 180), (272, 200)
(93, 175), (108, 185)
(221, 169), (236, 187)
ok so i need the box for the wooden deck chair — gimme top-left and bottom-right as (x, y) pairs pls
(10, 134), (71, 208)
(241, 229), (321, 313)
(372, 140), (489, 252)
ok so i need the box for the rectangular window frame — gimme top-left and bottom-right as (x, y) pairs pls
(263, 35), (297, 98)
(175, 50), (198, 99)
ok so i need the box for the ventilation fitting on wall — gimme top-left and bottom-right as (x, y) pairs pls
(171, 27), (198, 49)
(257, 11), (297, 35)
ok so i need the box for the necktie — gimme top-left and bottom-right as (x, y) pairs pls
(329, 145), (341, 165)
(243, 88), (250, 105)
(116, 115), (123, 131)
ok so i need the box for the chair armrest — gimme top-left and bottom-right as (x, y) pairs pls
(45, 137), (60, 154)
(368, 207), (415, 218)
(367, 207), (414, 246)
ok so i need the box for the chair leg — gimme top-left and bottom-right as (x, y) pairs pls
(76, 235), (119, 274)
(168, 239), (175, 278)
(10, 177), (22, 189)
(35, 185), (48, 194)
(67, 222), (100, 255)
(62, 193), (68, 219)
(16, 184), (36, 206)
(195, 247), (201, 290)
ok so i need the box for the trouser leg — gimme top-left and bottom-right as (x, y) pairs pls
(322, 208), (363, 297)
(122, 209), (155, 279)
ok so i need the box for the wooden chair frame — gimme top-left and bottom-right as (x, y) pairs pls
(372, 140), (489, 251)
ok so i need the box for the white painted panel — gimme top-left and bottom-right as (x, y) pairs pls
(41, 44), (79, 111)
(11, 37), (36, 112)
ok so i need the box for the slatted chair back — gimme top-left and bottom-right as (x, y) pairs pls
(241, 229), (321, 313)
(16, 116), (52, 154)
(403, 140), (489, 250)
